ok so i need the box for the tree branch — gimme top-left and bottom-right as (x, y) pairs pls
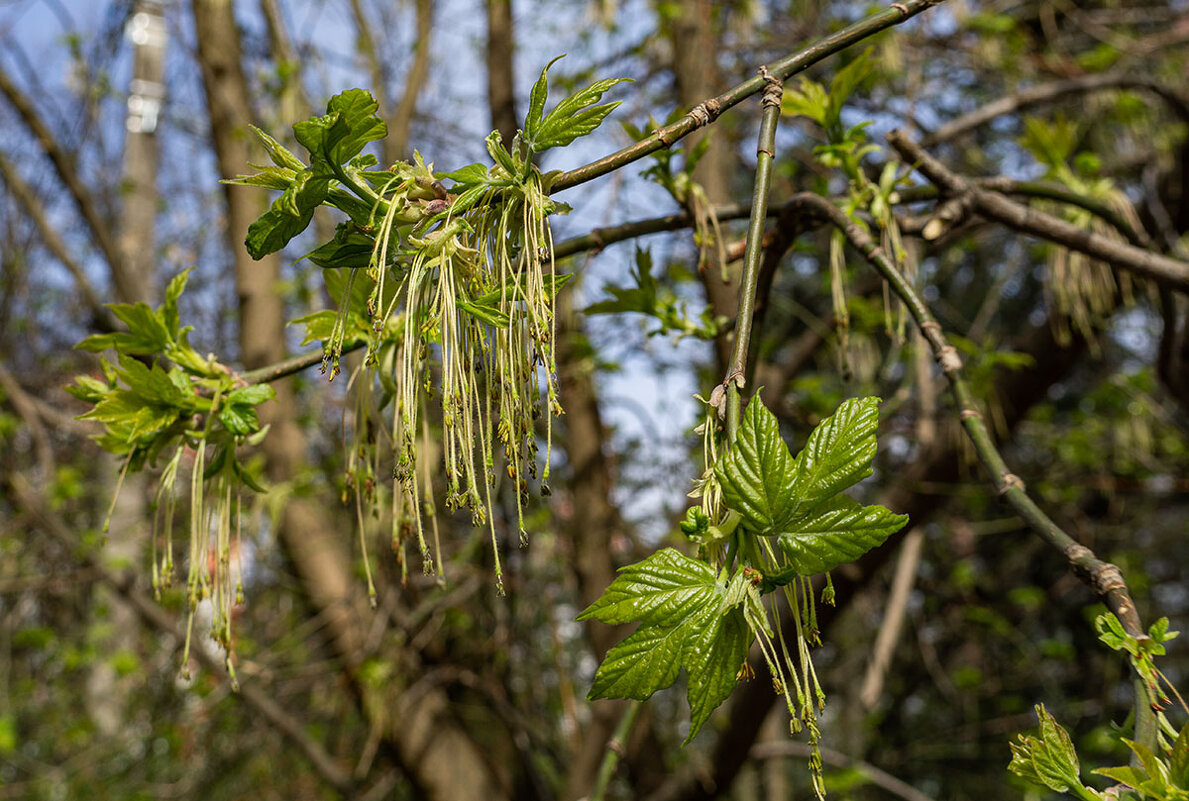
(553, 0), (947, 192)
(0, 150), (114, 330)
(787, 190), (1147, 640)
(888, 130), (1189, 293)
(921, 73), (1189, 147)
(0, 62), (124, 283)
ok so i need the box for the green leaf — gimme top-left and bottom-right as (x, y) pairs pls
(162, 268), (192, 338)
(116, 353), (188, 408)
(76, 302), (171, 356)
(781, 78), (830, 127)
(1010, 705), (1085, 794)
(827, 48), (874, 129)
(714, 393), (796, 537)
(438, 161), (491, 187)
(458, 299), (511, 328)
(232, 456), (268, 494)
(1171, 723), (1189, 789)
(534, 100), (625, 150)
(485, 131), (518, 176)
(1036, 704), (1082, 790)
(226, 384), (275, 407)
(251, 125), (307, 171)
(290, 310), (339, 346)
(523, 55), (566, 143)
(81, 390), (180, 443)
(245, 167), (332, 259)
(472, 271), (574, 307)
(778, 496), (906, 575)
(1092, 765), (1145, 789)
(223, 165), (298, 191)
(578, 548), (751, 743)
(294, 89), (388, 168)
(218, 403), (259, 437)
(305, 223), (376, 269)
(788, 396), (880, 512)
(715, 396), (903, 575)
(521, 58), (631, 152)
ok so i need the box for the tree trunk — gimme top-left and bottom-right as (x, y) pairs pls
(191, 2), (506, 798)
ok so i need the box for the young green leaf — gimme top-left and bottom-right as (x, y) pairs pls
(162, 268), (193, 339)
(714, 391), (796, 537)
(245, 168), (332, 259)
(218, 403), (260, 437)
(577, 548), (751, 743)
(777, 496), (907, 575)
(523, 55), (566, 144)
(293, 89), (388, 168)
(1008, 705), (1087, 795)
(250, 125), (307, 171)
(226, 384), (275, 408)
(305, 224), (376, 269)
(714, 396), (904, 575)
(520, 55), (631, 152)
(787, 396), (880, 513)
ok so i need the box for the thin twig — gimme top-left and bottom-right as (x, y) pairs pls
(587, 700), (642, 801)
(789, 189), (1157, 753)
(724, 67), (783, 442)
(553, 0), (946, 193)
(0, 63), (124, 281)
(0, 151), (114, 330)
(750, 740), (939, 801)
(788, 190), (1146, 639)
(888, 130), (1189, 292)
(921, 73), (1189, 147)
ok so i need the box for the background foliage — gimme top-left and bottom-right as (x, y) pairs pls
(0, 1), (1187, 800)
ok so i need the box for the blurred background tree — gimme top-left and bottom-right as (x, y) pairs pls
(0, 1), (1186, 800)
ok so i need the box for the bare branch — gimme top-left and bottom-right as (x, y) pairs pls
(921, 73), (1189, 147)
(787, 189), (1147, 640)
(889, 129), (1189, 293)
(0, 62), (124, 282)
(553, 0), (947, 192)
(751, 740), (939, 801)
(0, 151), (114, 329)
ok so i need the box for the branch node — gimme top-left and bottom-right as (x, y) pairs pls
(937, 345), (963, 372)
(919, 320), (941, 334)
(999, 472), (1025, 494)
(892, 2), (910, 13)
(687, 98), (724, 129)
(757, 146), (775, 159)
(759, 66), (783, 108)
(653, 127), (673, 146)
(708, 383), (728, 420)
(959, 409), (982, 420)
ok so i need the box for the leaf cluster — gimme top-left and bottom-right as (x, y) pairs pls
(69, 269), (274, 477)
(585, 247), (723, 340)
(582, 395), (906, 744)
